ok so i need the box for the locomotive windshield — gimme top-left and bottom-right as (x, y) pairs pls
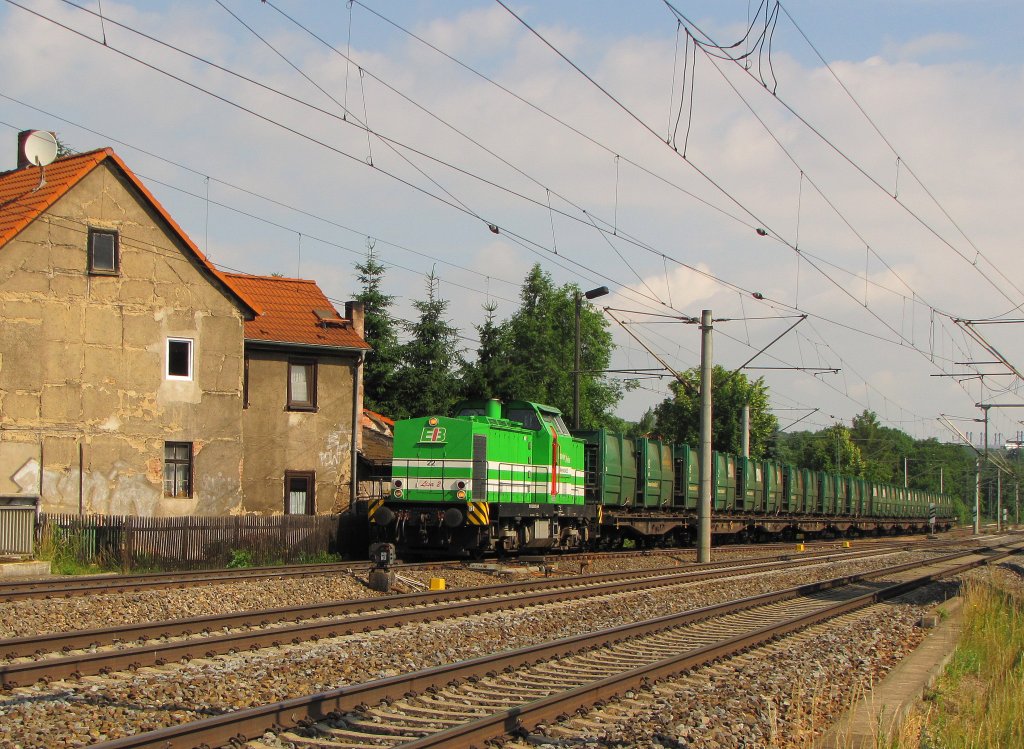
(505, 407), (544, 430)
(506, 408), (542, 430)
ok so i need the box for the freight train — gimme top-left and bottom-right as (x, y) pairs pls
(367, 398), (957, 555)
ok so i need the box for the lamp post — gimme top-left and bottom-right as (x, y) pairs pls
(574, 286), (609, 430)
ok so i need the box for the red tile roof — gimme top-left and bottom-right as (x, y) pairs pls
(0, 148), (259, 316)
(225, 273), (369, 350)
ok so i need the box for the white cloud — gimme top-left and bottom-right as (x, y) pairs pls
(882, 32), (972, 61)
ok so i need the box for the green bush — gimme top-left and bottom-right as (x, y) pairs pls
(226, 549), (255, 568)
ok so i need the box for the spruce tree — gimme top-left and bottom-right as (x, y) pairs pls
(392, 270), (462, 418)
(353, 242), (401, 417)
(461, 302), (516, 402)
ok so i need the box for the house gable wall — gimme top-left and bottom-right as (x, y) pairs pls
(0, 163), (247, 515)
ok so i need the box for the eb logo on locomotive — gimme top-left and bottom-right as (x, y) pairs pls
(419, 426), (447, 443)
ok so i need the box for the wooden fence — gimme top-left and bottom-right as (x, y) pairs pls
(37, 513), (346, 570)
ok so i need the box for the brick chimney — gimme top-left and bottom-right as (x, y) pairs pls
(344, 301), (365, 339)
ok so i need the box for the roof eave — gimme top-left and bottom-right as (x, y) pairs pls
(245, 338), (370, 355)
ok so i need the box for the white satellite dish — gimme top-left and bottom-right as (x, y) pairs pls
(22, 130), (58, 167)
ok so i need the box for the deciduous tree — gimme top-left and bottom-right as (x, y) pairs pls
(652, 367), (777, 456)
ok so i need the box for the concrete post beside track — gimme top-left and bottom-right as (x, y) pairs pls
(698, 309), (713, 563)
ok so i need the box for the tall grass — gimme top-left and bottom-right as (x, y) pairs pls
(34, 526), (106, 575)
(883, 574), (1024, 748)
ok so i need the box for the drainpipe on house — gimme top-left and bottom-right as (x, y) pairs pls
(78, 441), (84, 515)
(345, 301), (366, 511)
(350, 350), (364, 508)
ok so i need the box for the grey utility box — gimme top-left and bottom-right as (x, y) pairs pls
(0, 495), (39, 556)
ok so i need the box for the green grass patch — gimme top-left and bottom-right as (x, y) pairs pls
(884, 574), (1024, 748)
(35, 526), (108, 576)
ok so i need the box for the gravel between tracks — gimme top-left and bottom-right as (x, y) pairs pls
(0, 551), (948, 748)
(0, 552), (718, 639)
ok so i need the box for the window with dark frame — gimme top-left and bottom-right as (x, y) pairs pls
(287, 359), (317, 411)
(166, 338), (193, 380)
(163, 442), (193, 498)
(284, 471), (315, 515)
(88, 228), (119, 274)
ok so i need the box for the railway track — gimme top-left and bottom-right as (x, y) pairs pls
(0, 560), (463, 602)
(0, 530), (965, 603)
(86, 539), (1023, 749)
(0, 539), (983, 690)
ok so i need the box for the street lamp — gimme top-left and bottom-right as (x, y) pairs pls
(574, 286), (609, 430)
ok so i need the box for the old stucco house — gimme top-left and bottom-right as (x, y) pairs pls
(0, 140), (369, 516)
(226, 273), (369, 515)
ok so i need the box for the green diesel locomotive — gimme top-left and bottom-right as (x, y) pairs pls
(369, 399), (594, 554)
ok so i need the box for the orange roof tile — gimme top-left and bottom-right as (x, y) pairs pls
(362, 409), (395, 431)
(0, 148), (259, 317)
(225, 273), (370, 351)
(364, 409), (395, 427)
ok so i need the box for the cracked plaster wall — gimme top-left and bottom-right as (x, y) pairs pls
(0, 163), (246, 515)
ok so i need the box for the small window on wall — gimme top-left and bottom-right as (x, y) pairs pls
(285, 471), (315, 515)
(166, 338), (193, 380)
(88, 228), (119, 275)
(164, 442), (193, 498)
(288, 359), (317, 411)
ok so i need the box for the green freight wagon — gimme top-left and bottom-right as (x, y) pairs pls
(738, 457), (764, 512)
(763, 460), (785, 514)
(672, 443), (699, 509)
(712, 452), (737, 512)
(637, 438), (674, 509)
(576, 429), (637, 509)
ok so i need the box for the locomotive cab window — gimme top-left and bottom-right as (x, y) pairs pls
(507, 408), (541, 430)
(540, 412), (569, 435)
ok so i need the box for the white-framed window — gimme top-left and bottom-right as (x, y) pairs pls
(166, 338), (194, 380)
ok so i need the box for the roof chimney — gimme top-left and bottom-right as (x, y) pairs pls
(345, 301), (365, 339)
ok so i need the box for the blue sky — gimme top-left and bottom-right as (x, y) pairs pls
(2, 0), (1022, 448)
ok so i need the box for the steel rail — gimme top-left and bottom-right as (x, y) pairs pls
(83, 542), (1023, 749)
(0, 560), (461, 602)
(0, 544), (921, 685)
